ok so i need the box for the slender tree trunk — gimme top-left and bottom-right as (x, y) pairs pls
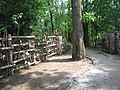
(48, 1), (54, 34)
(17, 25), (20, 36)
(67, 0), (71, 42)
(49, 10), (54, 34)
(83, 0), (89, 47)
(83, 22), (89, 47)
(93, 22), (98, 48)
(44, 19), (48, 35)
(71, 0), (85, 60)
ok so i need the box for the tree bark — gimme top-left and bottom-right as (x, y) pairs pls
(44, 19), (48, 35)
(48, 1), (54, 34)
(83, 22), (89, 47)
(71, 0), (85, 60)
(83, 0), (89, 47)
(49, 10), (54, 34)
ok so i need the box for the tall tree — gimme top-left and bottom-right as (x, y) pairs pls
(48, 1), (54, 34)
(71, 0), (85, 60)
(82, 0), (89, 47)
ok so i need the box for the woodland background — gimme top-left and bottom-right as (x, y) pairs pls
(0, 0), (119, 47)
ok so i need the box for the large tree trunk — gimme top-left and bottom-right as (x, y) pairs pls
(71, 0), (85, 60)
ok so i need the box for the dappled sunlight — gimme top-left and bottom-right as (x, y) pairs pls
(1, 48), (120, 90)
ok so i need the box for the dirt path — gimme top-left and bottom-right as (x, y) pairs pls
(0, 48), (120, 90)
(67, 49), (120, 90)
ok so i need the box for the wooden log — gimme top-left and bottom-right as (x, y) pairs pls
(37, 43), (47, 46)
(13, 57), (30, 64)
(8, 34), (14, 75)
(0, 38), (6, 40)
(47, 36), (56, 38)
(29, 37), (37, 64)
(0, 47), (13, 51)
(0, 65), (13, 70)
(46, 44), (57, 48)
(47, 41), (51, 43)
(12, 43), (29, 47)
(11, 36), (35, 39)
(48, 48), (57, 53)
(48, 52), (57, 57)
(39, 53), (47, 56)
(13, 49), (36, 54)
(56, 36), (63, 55)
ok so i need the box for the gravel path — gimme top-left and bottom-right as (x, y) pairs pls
(0, 48), (120, 90)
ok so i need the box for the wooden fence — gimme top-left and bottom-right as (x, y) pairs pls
(0, 34), (65, 77)
(102, 31), (120, 55)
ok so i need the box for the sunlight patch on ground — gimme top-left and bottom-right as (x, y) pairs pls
(62, 66), (111, 90)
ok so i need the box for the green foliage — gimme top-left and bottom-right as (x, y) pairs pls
(11, 13), (23, 26)
(82, 0), (120, 47)
(83, 12), (97, 22)
(0, 0), (119, 45)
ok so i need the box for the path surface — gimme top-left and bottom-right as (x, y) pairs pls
(0, 48), (120, 90)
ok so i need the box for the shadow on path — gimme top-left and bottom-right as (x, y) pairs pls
(0, 51), (73, 90)
(0, 67), (71, 90)
(45, 58), (73, 63)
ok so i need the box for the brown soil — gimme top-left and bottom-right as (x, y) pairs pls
(0, 48), (120, 90)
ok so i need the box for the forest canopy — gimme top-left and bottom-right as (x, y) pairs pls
(0, 0), (119, 46)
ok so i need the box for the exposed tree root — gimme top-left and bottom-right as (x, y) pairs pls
(85, 56), (95, 65)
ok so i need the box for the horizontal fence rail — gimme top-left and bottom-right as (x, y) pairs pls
(0, 34), (66, 77)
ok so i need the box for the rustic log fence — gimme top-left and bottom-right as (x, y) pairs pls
(102, 31), (120, 55)
(0, 34), (65, 77)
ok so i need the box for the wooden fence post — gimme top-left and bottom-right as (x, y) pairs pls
(33, 36), (37, 64)
(8, 34), (14, 75)
(56, 36), (63, 55)
(44, 35), (48, 60)
(30, 35), (36, 64)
